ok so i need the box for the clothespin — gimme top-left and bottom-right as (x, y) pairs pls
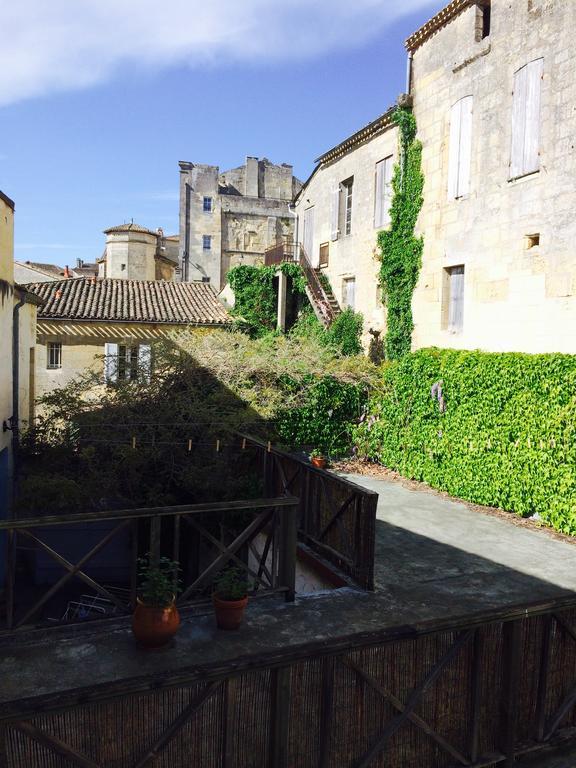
(242, 438), (246, 450)
(216, 439), (221, 453)
(188, 439), (192, 453)
(132, 436), (136, 449)
(267, 441), (272, 453)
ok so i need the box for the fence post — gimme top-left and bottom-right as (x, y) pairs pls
(500, 619), (521, 765)
(279, 505), (297, 602)
(269, 667), (291, 768)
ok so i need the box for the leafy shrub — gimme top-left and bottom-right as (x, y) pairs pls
(278, 375), (367, 456)
(325, 308), (364, 356)
(353, 348), (576, 534)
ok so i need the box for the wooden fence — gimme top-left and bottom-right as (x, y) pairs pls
(245, 435), (378, 590)
(3, 602), (576, 766)
(0, 496), (299, 632)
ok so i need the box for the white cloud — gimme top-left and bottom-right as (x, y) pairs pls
(0, 0), (435, 107)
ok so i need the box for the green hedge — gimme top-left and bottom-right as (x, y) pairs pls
(353, 348), (576, 534)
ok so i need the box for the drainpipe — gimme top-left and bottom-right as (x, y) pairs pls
(12, 294), (25, 482)
(288, 202), (298, 262)
(405, 51), (413, 95)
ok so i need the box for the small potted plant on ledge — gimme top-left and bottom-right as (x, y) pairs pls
(213, 566), (248, 631)
(132, 554), (181, 649)
(310, 448), (328, 470)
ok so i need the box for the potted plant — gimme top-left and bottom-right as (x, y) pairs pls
(132, 555), (181, 649)
(213, 566), (248, 630)
(310, 448), (328, 469)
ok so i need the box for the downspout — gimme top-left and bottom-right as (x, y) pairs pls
(12, 294), (25, 486)
(405, 51), (413, 95)
(288, 202), (298, 262)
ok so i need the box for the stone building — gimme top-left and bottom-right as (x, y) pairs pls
(0, 191), (43, 520)
(293, 112), (398, 346)
(97, 222), (179, 282)
(179, 157), (302, 289)
(24, 278), (230, 401)
(14, 260), (98, 283)
(294, 0), (576, 354)
(408, 0), (576, 353)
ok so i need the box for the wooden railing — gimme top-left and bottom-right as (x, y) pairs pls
(263, 239), (297, 266)
(0, 496), (299, 632)
(243, 435), (377, 590)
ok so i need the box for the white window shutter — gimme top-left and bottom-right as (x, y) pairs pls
(511, 64), (529, 178)
(458, 96), (473, 197)
(138, 344), (151, 383)
(383, 157), (394, 225)
(303, 206), (315, 263)
(524, 58), (543, 175)
(374, 160), (384, 228)
(330, 188), (340, 241)
(104, 342), (118, 383)
(448, 267), (465, 332)
(448, 99), (462, 199)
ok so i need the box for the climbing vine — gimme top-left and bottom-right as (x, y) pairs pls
(378, 108), (424, 360)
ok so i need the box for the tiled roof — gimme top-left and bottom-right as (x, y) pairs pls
(314, 107), (397, 165)
(15, 261), (67, 279)
(406, 0), (475, 52)
(0, 191), (15, 210)
(25, 278), (231, 326)
(104, 222), (158, 236)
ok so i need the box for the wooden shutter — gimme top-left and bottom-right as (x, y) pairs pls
(303, 206), (315, 262)
(448, 97), (473, 199)
(383, 157), (394, 225)
(343, 278), (356, 310)
(374, 160), (384, 228)
(330, 188), (340, 241)
(104, 342), (118, 383)
(448, 267), (465, 332)
(511, 59), (543, 178)
(138, 344), (151, 383)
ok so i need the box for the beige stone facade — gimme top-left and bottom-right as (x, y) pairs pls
(293, 114), (398, 346)
(409, 0), (576, 353)
(98, 223), (178, 282)
(179, 157), (302, 290)
(0, 191), (41, 518)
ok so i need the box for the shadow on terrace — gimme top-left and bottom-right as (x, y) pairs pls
(0, 335), (377, 632)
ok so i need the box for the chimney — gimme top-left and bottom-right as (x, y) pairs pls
(76, 258), (83, 268)
(63, 265), (71, 278)
(245, 156), (259, 197)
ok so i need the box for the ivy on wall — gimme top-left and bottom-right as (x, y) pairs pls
(378, 108), (424, 360)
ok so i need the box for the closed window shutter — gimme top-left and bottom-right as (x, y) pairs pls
(383, 157), (394, 225)
(458, 97), (473, 197)
(448, 97), (473, 199)
(104, 342), (118, 382)
(448, 99), (462, 200)
(374, 161), (384, 228)
(524, 58), (543, 174)
(138, 344), (151, 383)
(448, 267), (465, 332)
(330, 188), (340, 241)
(511, 59), (543, 178)
(303, 206), (315, 262)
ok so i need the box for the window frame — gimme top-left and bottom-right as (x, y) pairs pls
(374, 156), (394, 229)
(319, 242), (329, 268)
(47, 341), (62, 370)
(203, 196), (213, 213)
(202, 235), (212, 251)
(342, 276), (356, 310)
(443, 265), (465, 334)
(339, 177), (354, 237)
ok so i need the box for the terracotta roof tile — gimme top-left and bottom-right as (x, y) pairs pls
(406, 0), (475, 52)
(103, 222), (158, 236)
(24, 278), (231, 326)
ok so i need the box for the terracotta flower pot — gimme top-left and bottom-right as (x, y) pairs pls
(311, 456), (327, 469)
(213, 594), (248, 630)
(132, 598), (180, 649)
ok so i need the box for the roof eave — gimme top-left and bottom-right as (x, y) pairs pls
(405, 0), (475, 53)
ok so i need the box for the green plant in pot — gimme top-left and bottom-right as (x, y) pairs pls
(310, 448), (328, 469)
(213, 566), (249, 630)
(132, 554), (181, 649)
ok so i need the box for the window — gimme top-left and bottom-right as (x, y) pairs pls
(104, 343), (151, 383)
(476, 2), (491, 40)
(448, 96), (473, 199)
(374, 156), (394, 228)
(319, 242), (329, 268)
(339, 178), (354, 236)
(47, 342), (62, 369)
(526, 233), (540, 249)
(303, 206), (315, 260)
(443, 266), (465, 333)
(202, 235), (212, 251)
(510, 58), (544, 179)
(342, 277), (356, 310)
(203, 197), (212, 212)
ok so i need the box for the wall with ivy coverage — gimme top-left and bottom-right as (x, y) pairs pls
(353, 348), (576, 535)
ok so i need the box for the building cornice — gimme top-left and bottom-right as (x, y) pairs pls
(406, 0), (476, 53)
(314, 107), (397, 166)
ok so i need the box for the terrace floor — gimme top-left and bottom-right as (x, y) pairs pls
(2, 473), (576, 720)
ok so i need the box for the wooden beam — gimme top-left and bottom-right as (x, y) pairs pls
(318, 494), (356, 542)
(223, 678), (236, 768)
(343, 658), (470, 766)
(470, 628), (483, 763)
(544, 682), (576, 742)
(319, 657), (335, 768)
(134, 681), (222, 768)
(278, 506), (297, 602)
(553, 612), (576, 646)
(12, 721), (103, 768)
(269, 667), (291, 768)
(500, 621), (521, 766)
(15, 522), (130, 627)
(536, 614), (553, 742)
(355, 629), (475, 768)
(0, 496), (299, 530)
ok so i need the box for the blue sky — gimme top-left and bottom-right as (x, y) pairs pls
(1, 0), (438, 267)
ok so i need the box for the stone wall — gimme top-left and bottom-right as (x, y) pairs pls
(294, 126), (398, 347)
(105, 231), (157, 281)
(411, 0), (576, 353)
(0, 195), (14, 491)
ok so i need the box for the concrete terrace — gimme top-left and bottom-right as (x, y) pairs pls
(2, 472), (576, 721)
